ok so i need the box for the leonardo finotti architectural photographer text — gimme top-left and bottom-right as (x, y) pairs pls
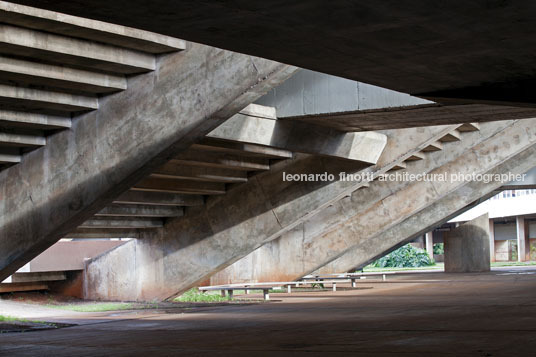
(282, 171), (526, 184)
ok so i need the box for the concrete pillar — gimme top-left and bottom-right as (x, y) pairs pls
(516, 216), (527, 262)
(444, 214), (490, 273)
(425, 232), (434, 261)
(489, 219), (496, 262)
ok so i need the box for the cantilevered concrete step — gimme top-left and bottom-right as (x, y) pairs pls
(0, 1), (186, 54)
(133, 177), (227, 195)
(172, 150), (271, 171)
(0, 55), (127, 94)
(79, 218), (164, 229)
(0, 84), (98, 113)
(0, 131), (45, 147)
(0, 149), (20, 164)
(0, 110), (71, 130)
(152, 162), (248, 183)
(113, 191), (204, 206)
(439, 129), (461, 142)
(96, 204), (183, 218)
(0, 24), (155, 74)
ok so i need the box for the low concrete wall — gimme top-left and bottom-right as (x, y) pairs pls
(30, 240), (126, 272)
(444, 214), (491, 273)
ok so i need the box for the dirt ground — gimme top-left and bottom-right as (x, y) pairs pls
(0, 267), (535, 356)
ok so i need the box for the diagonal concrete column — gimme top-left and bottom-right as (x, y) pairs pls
(0, 42), (296, 281)
(211, 119), (536, 283)
(84, 124), (468, 300)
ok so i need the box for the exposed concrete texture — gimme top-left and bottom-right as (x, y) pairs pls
(0, 42), (295, 282)
(0, 55), (127, 94)
(212, 120), (536, 284)
(0, 1), (185, 54)
(444, 214), (491, 273)
(15, 1), (536, 105)
(0, 23), (156, 74)
(256, 69), (431, 117)
(208, 103), (388, 164)
(84, 124), (467, 300)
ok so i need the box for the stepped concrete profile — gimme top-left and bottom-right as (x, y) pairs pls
(2, 2), (536, 306)
(211, 119), (536, 284)
(0, 2), (297, 282)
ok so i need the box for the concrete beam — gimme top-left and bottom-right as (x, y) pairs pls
(208, 104), (387, 164)
(113, 191), (204, 207)
(282, 104), (536, 132)
(152, 162), (248, 184)
(0, 84), (98, 113)
(0, 55), (127, 94)
(0, 1), (186, 54)
(172, 150), (271, 171)
(0, 110), (71, 130)
(79, 218), (163, 229)
(96, 204), (183, 218)
(133, 177), (226, 195)
(0, 23), (155, 74)
(0, 41), (295, 281)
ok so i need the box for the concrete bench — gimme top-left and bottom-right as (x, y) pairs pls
(199, 279), (353, 300)
(301, 273), (388, 287)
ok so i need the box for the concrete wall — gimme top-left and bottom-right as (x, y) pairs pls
(444, 214), (491, 273)
(256, 69), (431, 118)
(30, 240), (126, 272)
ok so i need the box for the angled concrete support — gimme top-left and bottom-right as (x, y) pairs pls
(84, 124), (467, 300)
(0, 43), (295, 281)
(210, 119), (536, 284)
(444, 214), (490, 273)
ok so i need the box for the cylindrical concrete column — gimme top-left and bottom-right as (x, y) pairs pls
(425, 232), (434, 262)
(489, 219), (496, 263)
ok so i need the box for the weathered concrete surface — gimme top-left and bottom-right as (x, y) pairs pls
(84, 124), (463, 300)
(0, 1), (186, 54)
(208, 103), (388, 164)
(0, 43), (295, 282)
(211, 119), (536, 284)
(15, 1), (536, 106)
(444, 214), (491, 273)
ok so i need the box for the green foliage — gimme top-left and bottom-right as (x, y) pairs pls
(371, 244), (435, 268)
(174, 288), (230, 302)
(433, 243), (444, 255)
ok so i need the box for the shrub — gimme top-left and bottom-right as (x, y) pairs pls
(371, 244), (434, 268)
(433, 243), (444, 255)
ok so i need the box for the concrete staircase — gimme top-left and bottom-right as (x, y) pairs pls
(0, 1), (184, 170)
